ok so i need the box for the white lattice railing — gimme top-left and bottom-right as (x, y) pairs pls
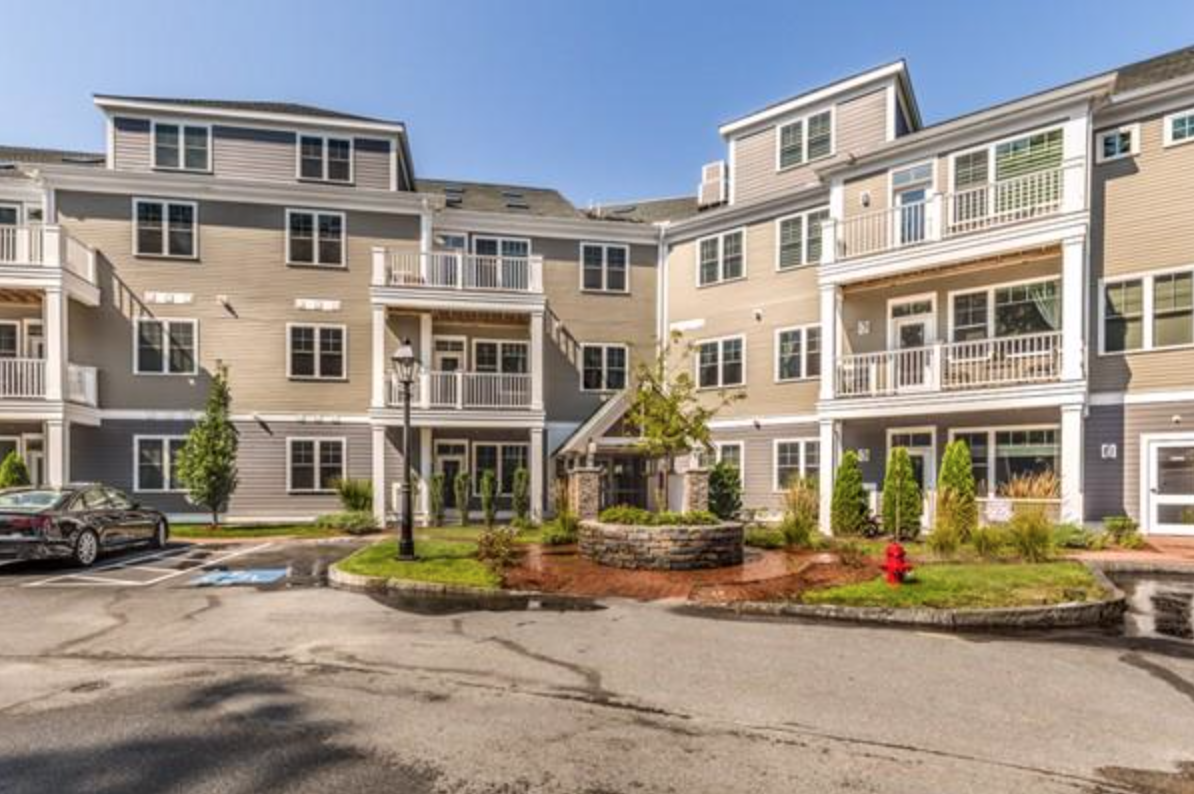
(388, 371), (533, 410)
(834, 332), (1063, 398)
(377, 250), (543, 293)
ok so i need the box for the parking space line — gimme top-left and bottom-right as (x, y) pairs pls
(142, 543), (274, 585)
(21, 542), (274, 589)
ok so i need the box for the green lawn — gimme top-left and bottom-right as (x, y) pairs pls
(800, 562), (1105, 609)
(171, 524), (347, 540)
(336, 538), (501, 590)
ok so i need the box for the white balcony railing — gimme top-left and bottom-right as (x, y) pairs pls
(388, 370), (533, 410)
(834, 332), (1063, 399)
(830, 166), (1072, 261)
(376, 250), (543, 293)
(0, 225), (98, 283)
(67, 363), (98, 407)
(0, 358), (46, 399)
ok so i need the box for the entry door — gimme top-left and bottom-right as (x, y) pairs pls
(893, 316), (932, 390)
(897, 187), (928, 246)
(1149, 439), (1194, 535)
(435, 442), (467, 509)
(890, 430), (935, 528)
(24, 321), (44, 359)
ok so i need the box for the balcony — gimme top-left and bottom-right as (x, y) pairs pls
(388, 371), (533, 411)
(374, 250), (543, 294)
(829, 166), (1074, 262)
(0, 224), (98, 285)
(833, 332), (1063, 399)
(0, 358), (98, 408)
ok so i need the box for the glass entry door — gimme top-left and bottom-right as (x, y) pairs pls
(1149, 439), (1194, 535)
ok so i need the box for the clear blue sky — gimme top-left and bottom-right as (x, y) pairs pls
(3, 0), (1193, 205)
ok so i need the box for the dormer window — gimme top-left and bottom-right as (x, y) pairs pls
(153, 122), (210, 172)
(299, 135), (353, 183)
(776, 109), (833, 170)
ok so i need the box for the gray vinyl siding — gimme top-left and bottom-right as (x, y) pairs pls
(113, 117), (151, 172)
(710, 422), (819, 514)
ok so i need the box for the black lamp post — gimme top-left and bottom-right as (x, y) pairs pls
(393, 339), (419, 560)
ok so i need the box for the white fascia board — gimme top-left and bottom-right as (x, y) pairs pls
(817, 382), (1088, 420)
(93, 96), (406, 136)
(437, 208), (661, 245)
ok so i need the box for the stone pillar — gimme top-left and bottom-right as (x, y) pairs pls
(569, 466), (602, 521)
(682, 467), (710, 513)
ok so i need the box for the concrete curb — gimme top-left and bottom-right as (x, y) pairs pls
(1085, 559), (1194, 576)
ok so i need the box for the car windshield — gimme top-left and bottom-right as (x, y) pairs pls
(0, 489), (68, 512)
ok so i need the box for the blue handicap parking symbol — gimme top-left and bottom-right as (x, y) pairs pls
(191, 568), (288, 587)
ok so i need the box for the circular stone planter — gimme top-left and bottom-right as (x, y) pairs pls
(579, 520), (745, 570)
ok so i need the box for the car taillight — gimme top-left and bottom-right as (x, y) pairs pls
(7, 516), (52, 535)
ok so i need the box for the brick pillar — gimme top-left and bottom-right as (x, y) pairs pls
(569, 466), (602, 521)
(683, 468), (710, 513)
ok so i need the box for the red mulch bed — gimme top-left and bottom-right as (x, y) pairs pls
(503, 544), (880, 603)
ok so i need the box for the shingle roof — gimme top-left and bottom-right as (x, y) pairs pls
(586, 196), (701, 224)
(417, 179), (580, 218)
(1113, 45), (1194, 94)
(93, 95), (404, 127)
(0, 145), (106, 166)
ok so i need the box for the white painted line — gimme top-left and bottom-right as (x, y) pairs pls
(51, 574), (139, 586)
(143, 543), (274, 585)
(22, 543), (273, 589)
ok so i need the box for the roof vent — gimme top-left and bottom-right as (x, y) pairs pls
(506, 200), (531, 210)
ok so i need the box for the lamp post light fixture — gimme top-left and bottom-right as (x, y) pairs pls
(393, 339), (419, 561)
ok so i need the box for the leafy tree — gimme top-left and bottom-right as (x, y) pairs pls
(176, 364), (239, 527)
(625, 332), (740, 511)
(512, 467), (530, 523)
(429, 472), (446, 528)
(708, 460), (742, 520)
(453, 471), (472, 526)
(480, 470), (498, 529)
(830, 450), (869, 536)
(0, 451), (31, 489)
(882, 447), (922, 541)
(936, 439), (978, 540)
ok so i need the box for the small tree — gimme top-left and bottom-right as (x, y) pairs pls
(936, 440), (978, 540)
(176, 363), (239, 527)
(454, 471), (472, 526)
(626, 332), (740, 511)
(429, 472), (446, 528)
(512, 467), (530, 524)
(0, 451), (31, 489)
(479, 470), (498, 529)
(831, 450), (869, 536)
(708, 460), (742, 520)
(882, 447), (922, 541)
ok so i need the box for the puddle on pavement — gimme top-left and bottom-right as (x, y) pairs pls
(368, 590), (605, 616)
(185, 542), (363, 590)
(1112, 573), (1194, 644)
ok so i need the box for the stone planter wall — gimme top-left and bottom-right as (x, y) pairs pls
(579, 521), (744, 570)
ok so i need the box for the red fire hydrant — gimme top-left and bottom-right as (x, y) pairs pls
(881, 541), (912, 586)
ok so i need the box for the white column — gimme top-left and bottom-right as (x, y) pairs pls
(1061, 111), (1090, 214)
(1060, 404), (1085, 524)
(818, 419), (838, 535)
(419, 312), (434, 409)
(530, 309), (545, 411)
(43, 287), (66, 402)
(45, 418), (69, 488)
(419, 205), (434, 256)
(1061, 236), (1086, 382)
(371, 423), (387, 527)
(819, 284), (841, 401)
(371, 305), (387, 409)
(418, 427), (432, 523)
(530, 426), (545, 522)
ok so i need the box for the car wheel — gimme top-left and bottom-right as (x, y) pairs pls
(152, 520), (169, 549)
(73, 530), (99, 567)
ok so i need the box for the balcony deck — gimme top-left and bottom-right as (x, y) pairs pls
(0, 225), (101, 304)
(371, 249), (546, 311)
(0, 358), (98, 408)
(388, 371), (533, 411)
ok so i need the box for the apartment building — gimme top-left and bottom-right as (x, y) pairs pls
(2, 43), (1193, 534)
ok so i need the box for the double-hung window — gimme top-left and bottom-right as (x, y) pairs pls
(951, 292), (989, 342)
(473, 340), (528, 374)
(1154, 272), (1194, 348)
(472, 442), (529, 495)
(714, 441), (744, 477)
(1103, 269), (1194, 353)
(134, 199), (197, 258)
(135, 436), (187, 492)
(696, 336), (744, 389)
(580, 243), (629, 293)
(696, 230), (744, 286)
(950, 279), (1060, 342)
(136, 318), (197, 375)
(288, 324), (346, 380)
(298, 135), (353, 182)
(581, 344), (628, 392)
(774, 439), (819, 491)
(776, 109), (833, 170)
(776, 207), (830, 269)
(287, 210), (344, 267)
(1164, 109), (1194, 147)
(1096, 125), (1139, 163)
(1103, 279), (1145, 352)
(153, 122), (210, 172)
(775, 326), (820, 381)
(288, 438), (345, 493)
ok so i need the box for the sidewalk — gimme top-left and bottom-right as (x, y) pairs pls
(1071, 537), (1194, 568)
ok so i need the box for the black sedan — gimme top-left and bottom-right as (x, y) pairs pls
(0, 484), (169, 567)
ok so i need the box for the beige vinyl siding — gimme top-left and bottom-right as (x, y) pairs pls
(212, 126), (297, 183)
(1090, 110), (1194, 393)
(843, 169), (890, 220)
(113, 117), (152, 172)
(56, 190), (419, 413)
(710, 422), (820, 514)
(732, 89), (889, 206)
(354, 138), (393, 190)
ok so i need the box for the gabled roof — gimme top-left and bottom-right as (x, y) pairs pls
(1113, 45), (1194, 94)
(92, 94), (405, 127)
(586, 195), (701, 224)
(0, 144), (106, 166)
(417, 178), (580, 219)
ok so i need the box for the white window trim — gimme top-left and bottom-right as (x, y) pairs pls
(695, 228), (747, 288)
(774, 324), (820, 383)
(431, 334), (468, 370)
(1162, 108), (1194, 148)
(285, 208), (347, 268)
(286, 322), (348, 381)
(694, 334), (747, 390)
(1098, 265), (1194, 356)
(150, 120), (212, 173)
(295, 133), (355, 184)
(133, 317), (199, 376)
(947, 123), (1064, 193)
(774, 105), (836, 172)
(0, 202), (23, 224)
(713, 440), (745, 481)
(132, 198), (199, 259)
(580, 342), (629, 393)
(0, 320), (21, 359)
(945, 275), (1061, 343)
(470, 442), (530, 496)
(1095, 123), (1141, 163)
(470, 338), (530, 374)
(885, 426), (938, 498)
(948, 424), (1060, 500)
(772, 437), (819, 493)
(133, 434), (188, 493)
(886, 292), (938, 348)
(578, 241), (631, 294)
(471, 234), (533, 257)
(286, 437), (347, 494)
(774, 206), (830, 271)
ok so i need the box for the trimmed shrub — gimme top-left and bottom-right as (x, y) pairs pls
(332, 478), (372, 512)
(781, 477), (819, 547)
(596, 505), (720, 526)
(882, 447), (922, 541)
(936, 440), (978, 541)
(315, 510), (378, 535)
(0, 451), (31, 489)
(429, 472), (446, 528)
(970, 524), (1008, 559)
(1052, 522), (1097, 549)
(542, 519), (579, 546)
(833, 539), (868, 568)
(479, 470), (498, 529)
(1007, 509), (1053, 562)
(512, 468), (530, 524)
(477, 526), (520, 571)
(708, 461), (743, 520)
(831, 451), (869, 536)
(745, 525), (786, 549)
(1103, 515), (1147, 549)
(454, 471), (472, 526)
